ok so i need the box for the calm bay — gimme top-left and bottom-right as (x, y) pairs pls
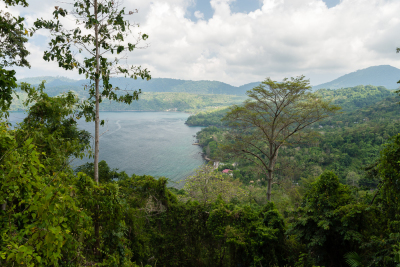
(8, 111), (205, 184)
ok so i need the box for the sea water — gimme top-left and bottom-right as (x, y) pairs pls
(7, 112), (205, 184)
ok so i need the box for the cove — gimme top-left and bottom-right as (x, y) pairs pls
(8, 111), (205, 184)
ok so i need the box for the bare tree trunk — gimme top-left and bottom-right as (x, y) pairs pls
(267, 148), (278, 202)
(94, 0), (100, 185)
(266, 144), (276, 202)
(267, 171), (272, 202)
(1, 202), (6, 211)
(93, 0), (101, 258)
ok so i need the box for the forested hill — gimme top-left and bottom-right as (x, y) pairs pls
(191, 84), (400, 188)
(17, 76), (261, 96)
(186, 85), (398, 126)
(317, 85), (394, 112)
(312, 65), (400, 90)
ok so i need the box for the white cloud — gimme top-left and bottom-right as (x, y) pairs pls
(5, 0), (400, 86)
(194, 10), (204, 19)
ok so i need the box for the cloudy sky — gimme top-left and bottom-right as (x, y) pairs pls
(3, 0), (400, 86)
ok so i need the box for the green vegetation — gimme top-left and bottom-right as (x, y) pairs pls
(34, 0), (152, 183)
(181, 82), (400, 266)
(3, 82), (400, 266)
(3, 0), (400, 266)
(187, 85), (398, 127)
(97, 92), (246, 112)
(0, 0), (30, 117)
(186, 107), (230, 126)
(317, 85), (393, 111)
(0, 84), (288, 265)
(194, 85), (400, 184)
(3, 86), (400, 265)
(220, 76), (340, 201)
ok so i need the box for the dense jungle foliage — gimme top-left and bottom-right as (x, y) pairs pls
(2, 0), (400, 265)
(1, 79), (400, 266)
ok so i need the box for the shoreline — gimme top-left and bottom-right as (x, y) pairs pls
(9, 109), (194, 114)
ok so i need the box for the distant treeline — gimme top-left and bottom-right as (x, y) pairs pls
(10, 91), (247, 113)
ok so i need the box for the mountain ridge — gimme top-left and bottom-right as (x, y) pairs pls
(18, 76), (260, 96)
(17, 65), (400, 95)
(312, 65), (400, 90)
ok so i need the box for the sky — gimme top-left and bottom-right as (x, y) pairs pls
(3, 0), (400, 86)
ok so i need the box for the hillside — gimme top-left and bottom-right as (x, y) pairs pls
(192, 85), (400, 186)
(186, 85), (397, 126)
(98, 92), (246, 112)
(316, 85), (394, 112)
(312, 65), (400, 90)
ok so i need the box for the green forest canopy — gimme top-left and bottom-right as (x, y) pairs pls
(2, 0), (400, 264)
(2, 81), (400, 266)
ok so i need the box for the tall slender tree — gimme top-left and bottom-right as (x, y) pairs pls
(34, 0), (151, 183)
(221, 76), (340, 201)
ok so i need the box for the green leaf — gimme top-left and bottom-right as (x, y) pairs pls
(25, 138), (33, 146)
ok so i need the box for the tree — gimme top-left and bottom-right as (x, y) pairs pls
(182, 165), (246, 204)
(75, 160), (129, 183)
(0, 0), (31, 117)
(376, 133), (400, 220)
(0, 84), (92, 265)
(221, 76), (340, 201)
(290, 171), (383, 267)
(346, 171), (360, 187)
(34, 0), (151, 183)
(17, 82), (91, 168)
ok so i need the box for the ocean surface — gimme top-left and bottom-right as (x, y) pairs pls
(8, 112), (205, 184)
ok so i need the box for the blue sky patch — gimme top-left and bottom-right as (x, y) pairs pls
(187, 0), (341, 21)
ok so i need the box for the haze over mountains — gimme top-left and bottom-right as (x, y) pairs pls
(312, 65), (400, 90)
(18, 65), (400, 96)
(18, 76), (258, 96)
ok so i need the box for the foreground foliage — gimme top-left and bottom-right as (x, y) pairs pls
(1, 85), (400, 266)
(0, 114), (288, 266)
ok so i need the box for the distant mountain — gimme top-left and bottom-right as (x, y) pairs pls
(17, 76), (261, 96)
(238, 82), (261, 92)
(18, 76), (77, 86)
(312, 65), (400, 90)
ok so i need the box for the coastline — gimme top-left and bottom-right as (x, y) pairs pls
(203, 154), (212, 161)
(10, 109), (193, 114)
